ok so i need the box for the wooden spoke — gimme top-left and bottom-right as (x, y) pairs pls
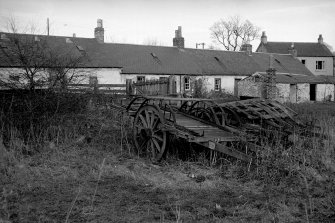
(152, 134), (163, 142)
(133, 105), (167, 162)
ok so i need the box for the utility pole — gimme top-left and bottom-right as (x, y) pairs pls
(47, 18), (50, 36)
(196, 43), (205, 49)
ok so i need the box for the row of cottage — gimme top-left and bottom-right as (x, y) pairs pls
(0, 19), (334, 103)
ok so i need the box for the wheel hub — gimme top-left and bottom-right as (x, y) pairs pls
(140, 128), (153, 138)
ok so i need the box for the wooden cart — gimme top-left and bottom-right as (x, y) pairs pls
(112, 96), (262, 162)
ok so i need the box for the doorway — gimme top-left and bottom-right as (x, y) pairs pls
(310, 84), (316, 101)
(289, 84), (297, 103)
(234, 78), (241, 96)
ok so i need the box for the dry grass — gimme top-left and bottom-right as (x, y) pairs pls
(1, 101), (335, 222)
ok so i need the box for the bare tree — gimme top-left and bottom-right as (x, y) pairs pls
(210, 15), (261, 51)
(0, 18), (88, 91)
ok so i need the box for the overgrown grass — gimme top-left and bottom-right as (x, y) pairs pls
(1, 97), (335, 222)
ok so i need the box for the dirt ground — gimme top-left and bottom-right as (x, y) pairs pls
(1, 141), (309, 223)
(2, 103), (335, 222)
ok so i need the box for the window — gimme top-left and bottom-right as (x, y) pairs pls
(301, 59), (306, 65)
(137, 76), (145, 82)
(214, 78), (221, 91)
(89, 76), (98, 86)
(184, 77), (190, 91)
(159, 77), (168, 81)
(316, 61), (325, 70)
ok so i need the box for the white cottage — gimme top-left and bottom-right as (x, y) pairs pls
(0, 20), (315, 97)
(256, 32), (334, 76)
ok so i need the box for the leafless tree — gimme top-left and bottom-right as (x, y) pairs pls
(210, 15), (261, 51)
(0, 18), (89, 91)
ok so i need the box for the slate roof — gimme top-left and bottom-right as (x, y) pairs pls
(0, 32), (313, 76)
(256, 42), (334, 57)
(254, 72), (335, 84)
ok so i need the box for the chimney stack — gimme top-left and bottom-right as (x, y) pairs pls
(173, 26), (184, 48)
(240, 38), (252, 55)
(318, 34), (323, 44)
(288, 42), (297, 57)
(94, 19), (104, 43)
(261, 31), (267, 44)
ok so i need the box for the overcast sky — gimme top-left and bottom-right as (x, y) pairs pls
(0, 0), (334, 51)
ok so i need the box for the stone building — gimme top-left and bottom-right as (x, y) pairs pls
(238, 70), (335, 103)
(256, 32), (334, 76)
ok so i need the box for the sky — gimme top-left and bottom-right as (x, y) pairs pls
(0, 0), (335, 51)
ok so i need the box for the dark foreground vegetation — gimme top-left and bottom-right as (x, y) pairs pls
(1, 92), (335, 222)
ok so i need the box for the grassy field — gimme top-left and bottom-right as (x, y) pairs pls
(1, 101), (335, 222)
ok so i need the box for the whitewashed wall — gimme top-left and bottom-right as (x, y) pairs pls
(119, 74), (247, 95)
(298, 57), (333, 76)
(316, 84), (335, 101)
(202, 75), (247, 94)
(276, 84), (290, 103)
(297, 83), (310, 103)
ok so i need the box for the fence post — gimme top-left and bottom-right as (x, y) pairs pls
(168, 76), (174, 95)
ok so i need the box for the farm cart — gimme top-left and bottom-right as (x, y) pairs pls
(112, 96), (258, 163)
(111, 95), (320, 163)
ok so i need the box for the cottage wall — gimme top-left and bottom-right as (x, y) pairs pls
(276, 84), (290, 103)
(204, 75), (247, 94)
(296, 83), (310, 102)
(298, 57), (333, 76)
(316, 84), (334, 101)
(0, 67), (95, 86)
(119, 74), (246, 95)
(237, 76), (264, 98)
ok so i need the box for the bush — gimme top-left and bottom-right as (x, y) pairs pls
(0, 90), (91, 152)
(252, 103), (335, 222)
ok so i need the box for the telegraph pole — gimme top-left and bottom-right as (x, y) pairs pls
(47, 18), (50, 36)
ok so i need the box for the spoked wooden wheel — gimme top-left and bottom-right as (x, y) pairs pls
(133, 105), (167, 162)
(189, 107), (214, 123)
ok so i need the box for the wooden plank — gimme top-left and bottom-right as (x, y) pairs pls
(99, 89), (127, 94)
(199, 141), (252, 162)
(224, 104), (257, 119)
(249, 101), (283, 119)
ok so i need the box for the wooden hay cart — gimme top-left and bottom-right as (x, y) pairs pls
(113, 96), (260, 163)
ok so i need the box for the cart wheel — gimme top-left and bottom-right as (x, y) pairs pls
(133, 105), (167, 162)
(220, 106), (242, 127)
(189, 107), (214, 123)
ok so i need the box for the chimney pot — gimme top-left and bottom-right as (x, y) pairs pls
(173, 26), (184, 48)
(261, 31), (267, 44)
(94, 19), (104, 43)
(97, 19), (103, 28)
(288, 42), (297, 57)
(318, 34), (323, 44)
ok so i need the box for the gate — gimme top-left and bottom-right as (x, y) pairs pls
(126, 76), (176, 96)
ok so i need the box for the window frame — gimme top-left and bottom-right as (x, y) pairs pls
(184, 76), (190, 91)
(137, 76), (146, 82)
(214, 78), (221, 91)
(316, 61), (325, 70)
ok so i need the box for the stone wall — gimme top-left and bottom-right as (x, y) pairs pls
(237, 76), (264, 98)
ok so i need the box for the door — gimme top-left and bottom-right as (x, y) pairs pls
(290, 84), (297, 103)
(310, 84), (316, 101)
(234, 78), (241, 96)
